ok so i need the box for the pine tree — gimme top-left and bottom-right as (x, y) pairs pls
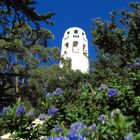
(0, 0), (59, 106)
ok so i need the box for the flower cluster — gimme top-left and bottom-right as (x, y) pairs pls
(46, 88), (62, 98)
(53, 88), (62, 96)
(127, 57), (140, 70)
(53, 125), (63, 134)
(47, 136), (67, 140)
(107, 88), (118, 98)
(48, 107), (58, 116)
(100, 83), (118, 98)
(38, 113), (46, 120)
(90, 124), (97, 131)
(136, 58), (140, 64)
(46, 92), (52, 97)
(100, 83), (109, 91)
(70, 122), (87, 133)
(0, 107), (9, 116)
(16, 106), (26, 116)
(125, 135), (132, 140)
(67, 132), (88, 140)
(98, 114), (108, 123)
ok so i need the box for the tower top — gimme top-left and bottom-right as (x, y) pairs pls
(63, 27), (86, 38)
(60, 27), (89, 73)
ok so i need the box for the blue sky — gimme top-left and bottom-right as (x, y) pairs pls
(36, 0), (133, 60)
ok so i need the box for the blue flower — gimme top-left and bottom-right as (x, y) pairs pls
(136, 58), (140, 64)
(98, 114), (108, 123)
(100, 83), (109, 91)
(70, 122), (87, 133)
(68, 132), (88, 140)
(107, 88), (117, 98)
(38, 113), (46, 120)
(48, 107), (58, 116)
(90, 124), (97, 131)
(67, 132), (78, 140)
(125, 135), (132, 140)
(48, 136), (67, 140)
(16, 106), (26, 116)
(46, 92), (52, 97)
(53, 88), (62, 96)
(0, 107), (9, 116)
(53, 125), (63, 134)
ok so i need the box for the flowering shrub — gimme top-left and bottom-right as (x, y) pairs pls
(38, 113), (46, 120)
(53, 88), (62, 96)
(0, 102), (36, 139)
(16, 106), (26, 116)
(107, 88), (117, 98)
(48, 107), (59, 116)
(0, 107), (9, 116)
(43, 109), (135, 140)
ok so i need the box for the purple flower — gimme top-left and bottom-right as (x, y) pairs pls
(107, 88), (117, 98)
(68, 132), (88, 140)
(100, 83), (109, 91)
(46, 92), (52, 97)
(125, 135), (132, 140)
(48, 107), (58, 116)
(48, 136), (66, 140)
(98, 114), (108, 123)
(0, 107), (9, 116)
(53, 88), (62, 96)
(53, 125), (63, 134)
(70, 122), (87, 132)
(16, 106), (26, 116)
(136, 58), (140, 64)
(90, 124), (97, 131)
(38, 113), (46, 120)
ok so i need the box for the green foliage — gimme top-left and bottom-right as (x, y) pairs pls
(91, 2), (140, 83)
(0, 0), (57, 107)
(0, 100), (36, 137)
(1, 1), (140, 139)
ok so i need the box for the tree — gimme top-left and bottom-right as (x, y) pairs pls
(91, 2), (140, 131)
(91, 2), (140, 84)
(0, 0), (58, 107)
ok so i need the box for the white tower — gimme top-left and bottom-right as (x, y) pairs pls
(60, 27), (89, 73)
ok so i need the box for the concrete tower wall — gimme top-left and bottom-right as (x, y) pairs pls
(60, 27), (89, 73)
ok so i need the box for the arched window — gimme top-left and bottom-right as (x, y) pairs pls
(74, 30), (78, 34)
(83, 44), (87, 56)
(63, 43), (68, 55)
(65, 43), (69, 48)
(73, 41), (79, 53)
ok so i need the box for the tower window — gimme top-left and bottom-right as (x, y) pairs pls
(83, 44), (87, 56)
(73, 41), (79, 53)
(67, 31), (70, 34)
(74, 30), (78, 34)
(64, 43), (68, 54)
(65, 43), (69, 48)
(82, 32), (84, 35)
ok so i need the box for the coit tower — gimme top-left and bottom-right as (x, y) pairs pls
(60, 27), (89, 73)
